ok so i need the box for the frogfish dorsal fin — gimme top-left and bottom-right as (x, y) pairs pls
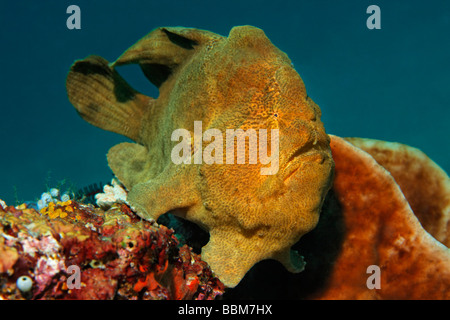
(66, 55), (153, 143)
(111, 27), (223, 88)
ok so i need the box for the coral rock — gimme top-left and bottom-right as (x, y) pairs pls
(0, 201), (224, 300)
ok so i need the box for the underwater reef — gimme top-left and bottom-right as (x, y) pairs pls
(0, 187), (224, 300)
(1, 25), (449, 299)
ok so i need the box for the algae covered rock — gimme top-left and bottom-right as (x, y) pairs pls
(0, 199), (224, 300)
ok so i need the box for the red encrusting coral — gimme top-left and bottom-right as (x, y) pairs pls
(0, 200), (224, 300)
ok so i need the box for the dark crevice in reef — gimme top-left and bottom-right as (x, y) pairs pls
(157, 212), (210, 254)
(223, 189), (345, 299)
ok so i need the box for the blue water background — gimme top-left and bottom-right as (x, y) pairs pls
(0, 0), (449, 204)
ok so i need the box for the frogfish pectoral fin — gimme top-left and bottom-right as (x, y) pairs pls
(117, 162), (201, 222)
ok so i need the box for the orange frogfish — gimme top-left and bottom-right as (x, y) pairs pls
(66, 26), (334, 287)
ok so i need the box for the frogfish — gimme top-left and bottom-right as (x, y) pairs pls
(66, 26), (334, 287)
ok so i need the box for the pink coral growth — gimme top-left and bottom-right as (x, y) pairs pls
(0, 201), (224, 300)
